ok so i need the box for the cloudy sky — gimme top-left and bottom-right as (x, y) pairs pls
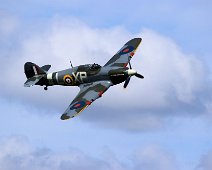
(0, 0), (212, 170)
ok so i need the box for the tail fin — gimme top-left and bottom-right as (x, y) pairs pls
(24, 62), (51, 87)
(24, 62), (51, 79)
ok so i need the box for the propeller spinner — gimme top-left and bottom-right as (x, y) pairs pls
(124, 62), (144, 88)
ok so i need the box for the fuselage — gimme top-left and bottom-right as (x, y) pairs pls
(42, 64), (129, 87)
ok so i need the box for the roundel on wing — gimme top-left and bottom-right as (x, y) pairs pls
(63, 75), (74, 85)
(70, 101), (86, 110)
(119, 46), (134, 55)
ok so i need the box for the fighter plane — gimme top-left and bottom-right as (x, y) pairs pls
(24, 38), (144, 120)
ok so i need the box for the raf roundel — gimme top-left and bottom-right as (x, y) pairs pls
(63, 75), (73, 85)
(119, 46), (134, 55)
(70, 101), (86, 110)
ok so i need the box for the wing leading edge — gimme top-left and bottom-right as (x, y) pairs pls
(104, 38), (142, 68)
(61, 80), (113, 120)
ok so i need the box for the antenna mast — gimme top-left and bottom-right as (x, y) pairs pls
(70, 59), (73, 68)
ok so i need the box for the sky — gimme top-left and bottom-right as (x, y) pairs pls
(0, 0), (212, 170)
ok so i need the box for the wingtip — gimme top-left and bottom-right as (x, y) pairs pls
(128, 38), (142, 45)
(137, 37), (142, 43)
(134, 37), (142, 41)
(60, 114), (71, 120)
(24, 84), (30, 87)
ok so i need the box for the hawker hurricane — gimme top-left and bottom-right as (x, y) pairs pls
(24, 38), (144, 120)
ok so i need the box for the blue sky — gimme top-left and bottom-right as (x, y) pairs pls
(0, 0), (212, 170)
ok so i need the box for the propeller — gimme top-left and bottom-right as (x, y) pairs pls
(135, 73), (144, 79)
(123, 61), (144, 88)
(123, 76), (131, 88)
(129, 61), (132, 69)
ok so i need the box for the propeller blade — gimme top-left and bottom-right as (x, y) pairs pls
(124, 76), (131, 88)
(128, 61), (132, 69)
(135, 73), (144, 79)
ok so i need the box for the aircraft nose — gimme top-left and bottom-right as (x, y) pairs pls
(126, 69), (137, 76)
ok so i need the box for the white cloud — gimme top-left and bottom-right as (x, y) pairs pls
(0, 136), (180, 170)
(196, 151), (212, 170)
(132, 145), (178, 170)
(0, 12), (19, 37)
(138, 29), (205, 104)
(0, 136), (109, 170)
(0, 16), (210, 131)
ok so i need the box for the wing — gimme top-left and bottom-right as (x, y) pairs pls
(104, 38), (142, 67)
(60, 80), (113, 120)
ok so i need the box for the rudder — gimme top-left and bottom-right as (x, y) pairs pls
(24, 62), (46, 79)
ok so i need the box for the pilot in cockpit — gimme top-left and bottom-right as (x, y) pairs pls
(90, 63), (101, 70)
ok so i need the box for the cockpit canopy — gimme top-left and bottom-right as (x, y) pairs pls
(79, 63), (101, 72)
(89, 63), (101, 70)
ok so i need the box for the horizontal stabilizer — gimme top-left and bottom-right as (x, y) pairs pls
(24, 75), (43, 87)
(41, 65), (51, 72)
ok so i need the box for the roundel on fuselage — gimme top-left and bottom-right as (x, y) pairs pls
(63, 75), (74, 85)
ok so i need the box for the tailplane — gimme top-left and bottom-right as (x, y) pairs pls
(24, 62), (51, 87)
(24, 75), (44, 87)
